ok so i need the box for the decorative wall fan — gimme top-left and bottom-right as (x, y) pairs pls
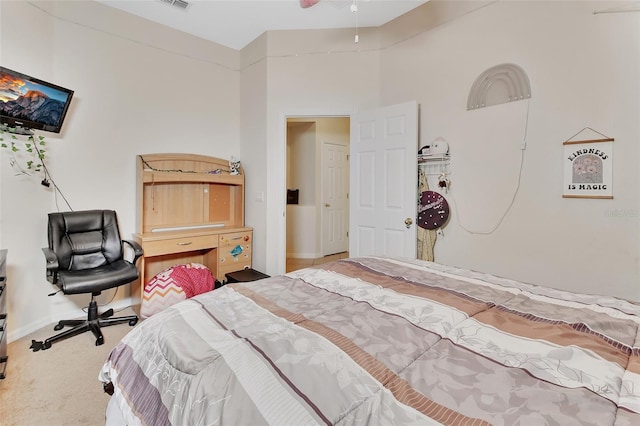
(418, 191), (450, 230)
(300, 0), (320, 8)
(300, 0), (361, 42)
(467, 63), (531, 110)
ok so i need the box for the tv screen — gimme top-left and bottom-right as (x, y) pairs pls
(0, 66), (74, 134)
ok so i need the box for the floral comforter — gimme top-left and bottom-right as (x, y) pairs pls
(100, 257), (640, 425)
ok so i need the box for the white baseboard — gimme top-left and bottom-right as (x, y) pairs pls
(8, 317), (53, 344)
(286, 252), (320, 259)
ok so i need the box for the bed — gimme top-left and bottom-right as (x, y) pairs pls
(100, 256), (640, 425)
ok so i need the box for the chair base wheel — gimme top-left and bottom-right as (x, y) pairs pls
(30, 340), (51, 352)
(29, 300), (139, 352)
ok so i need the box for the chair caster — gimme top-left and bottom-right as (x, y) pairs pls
(54, 323), (64, 331)
(129, 318), (139, 326)
(95, 336), (104, 346)
(30, 339), (51, 352)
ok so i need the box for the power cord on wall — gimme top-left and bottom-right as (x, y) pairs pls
(448, 98), (531, 235)
(33, 143), (73, 211)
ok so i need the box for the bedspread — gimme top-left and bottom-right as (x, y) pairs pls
(100, 257), (640, 425)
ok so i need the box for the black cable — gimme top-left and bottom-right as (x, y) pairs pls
(32, 141), (73, 211)
(82, 286), (120, 313)
(140, 155), (228, 174)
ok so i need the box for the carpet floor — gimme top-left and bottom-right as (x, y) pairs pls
(0, 308), (138, 426)
(0, 256), (348, 425)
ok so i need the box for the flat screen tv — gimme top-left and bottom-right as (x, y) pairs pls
(0, 66), (74, 134)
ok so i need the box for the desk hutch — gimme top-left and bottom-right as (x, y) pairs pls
(133, 154), (252, 299)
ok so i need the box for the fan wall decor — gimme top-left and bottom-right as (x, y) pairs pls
(300, 0), (320, 8)
(467, 63), (531, 110)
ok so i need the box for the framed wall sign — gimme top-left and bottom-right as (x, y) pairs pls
(562, 128), (614, 199)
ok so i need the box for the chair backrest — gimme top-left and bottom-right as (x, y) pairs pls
(48, 210), (124, 272)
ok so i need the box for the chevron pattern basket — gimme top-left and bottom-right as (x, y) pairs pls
(141, 263), (215, 318)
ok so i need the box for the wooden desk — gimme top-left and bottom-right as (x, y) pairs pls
(133, 227), (252, 299)
(134, 154), (252, 300)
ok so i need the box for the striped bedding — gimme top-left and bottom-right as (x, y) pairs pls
(100, 257), (640, 425)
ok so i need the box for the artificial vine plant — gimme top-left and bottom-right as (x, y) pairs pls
(0, 127), (47, 176)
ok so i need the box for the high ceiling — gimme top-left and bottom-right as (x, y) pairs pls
(97, 0), (429, 50)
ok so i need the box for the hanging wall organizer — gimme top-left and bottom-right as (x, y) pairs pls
(418, 137), (450, 176)
(562, 127), (614, 199)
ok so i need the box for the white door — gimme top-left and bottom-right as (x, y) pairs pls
(349, 101), (419, 258)
(321, 142), (349, 256)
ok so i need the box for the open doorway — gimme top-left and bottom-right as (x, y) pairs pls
(285, 117), (350, 272)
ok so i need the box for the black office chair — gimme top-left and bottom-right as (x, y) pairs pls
(30, 209), (143, 352)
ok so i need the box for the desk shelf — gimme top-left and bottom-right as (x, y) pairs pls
(141, 170), (244, 185)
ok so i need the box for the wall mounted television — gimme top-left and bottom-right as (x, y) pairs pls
(0, 66), (74, 135)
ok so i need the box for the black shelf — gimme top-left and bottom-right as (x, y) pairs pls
(0, 249), (7, 380)
(0, 355), (7, 380)
(225, 268), (269, 284)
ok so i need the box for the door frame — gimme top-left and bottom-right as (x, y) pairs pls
(277, 110), (351, 274)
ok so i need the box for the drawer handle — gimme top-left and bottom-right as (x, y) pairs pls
(176, 241), (193, 246)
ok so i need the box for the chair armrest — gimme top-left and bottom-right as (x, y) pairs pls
(42, 247), (59, 284)
(122, 239), (144, 265)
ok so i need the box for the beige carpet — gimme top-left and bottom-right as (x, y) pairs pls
(0, 258), (345, 425)
(0, 308), (138, 426)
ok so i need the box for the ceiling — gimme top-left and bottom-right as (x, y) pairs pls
(97, 0), (429, 50)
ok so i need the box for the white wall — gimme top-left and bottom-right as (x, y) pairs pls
(2, 0), (639, 341)
(0, 1), (240, 340)
(287, 121), (317, 205)
(258, 28), (382, 275)
(285, 121), (318, 259)
(254, 0), (638, 300)
(238, 34), (268, 279)
(380, 0), (640, 299)
(286, 205), (317, 258)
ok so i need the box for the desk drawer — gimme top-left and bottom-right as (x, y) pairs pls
(143, 234), (218, 257)
(219, 259), (252, 280)
(218, 244), (251, 267)
(219, 230), (252, 247)
(218, 230), (252, 278)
